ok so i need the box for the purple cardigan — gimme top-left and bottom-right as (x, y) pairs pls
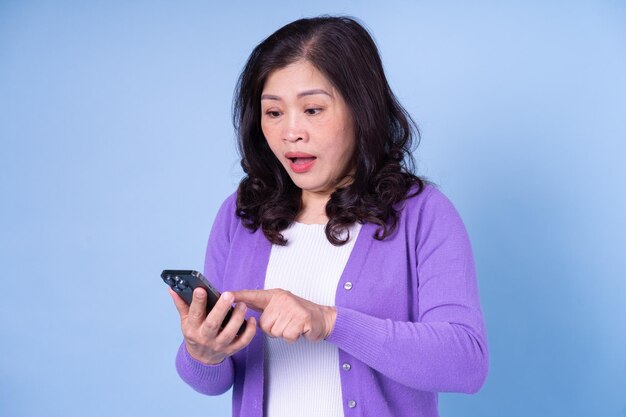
(175, 184), (488, 416)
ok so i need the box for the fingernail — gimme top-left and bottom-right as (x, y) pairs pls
(237, 302), (246, 312)
(223, 292), (234, 302)
(195, 289), (205, 298)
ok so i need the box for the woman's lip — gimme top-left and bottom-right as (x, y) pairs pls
(289, 157), (316, 173)
(285, 151), (317, 173)
(285, 151), (315, 158)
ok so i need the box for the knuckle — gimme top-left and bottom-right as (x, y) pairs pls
(181, 323), (194, 337)
(190, 310), (204, 320)
(204, 317), (221, 332)
(211, 340), (226, 353)
(284, 331), (299, 343)
(260, 317), (271, 330)
(216, 328), (235, 344)
(277, 289), (291, 299)
(184, 333), (199, 347)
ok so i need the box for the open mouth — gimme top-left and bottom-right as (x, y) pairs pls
(285, 153), (317, 173)
(288, 156), (316, 165)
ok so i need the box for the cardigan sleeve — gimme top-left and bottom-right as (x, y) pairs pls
(326, 189), (489, 393)
(174, 193), (238, 395)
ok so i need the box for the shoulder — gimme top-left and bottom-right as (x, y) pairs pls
(399, 181), (467, 231)
(217, 190), (238, 215)
(209, 190), (240, 239)
(400, 181), (442, 213)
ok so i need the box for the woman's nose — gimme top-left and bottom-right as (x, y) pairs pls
(284, 132), (303, 143)
(283, 114), (308, 143)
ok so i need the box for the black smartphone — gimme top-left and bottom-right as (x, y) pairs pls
(161, 269), (246, 336)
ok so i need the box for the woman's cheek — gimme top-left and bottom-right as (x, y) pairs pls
(264, 125), (283, 146)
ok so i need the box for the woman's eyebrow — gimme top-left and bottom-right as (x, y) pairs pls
(261, 89), (333, 101)
(297, 89), (333, 99)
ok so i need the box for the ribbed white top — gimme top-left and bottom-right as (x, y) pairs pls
(263, 221), (361, 417)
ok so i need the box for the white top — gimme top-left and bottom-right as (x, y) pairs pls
(263, 221), (362, 417)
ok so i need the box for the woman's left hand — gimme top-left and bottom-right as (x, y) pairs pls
(232, 289), (336, 343)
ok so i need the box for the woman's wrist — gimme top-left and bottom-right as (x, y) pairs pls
(185, 341), (226, 365)
(323, 306), (337, 339)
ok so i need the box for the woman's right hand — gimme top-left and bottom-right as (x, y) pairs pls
(170, 287), (257, 365)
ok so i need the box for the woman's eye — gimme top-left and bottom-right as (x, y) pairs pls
(265, 111), (281, 118)
(305, 108), (322, 115)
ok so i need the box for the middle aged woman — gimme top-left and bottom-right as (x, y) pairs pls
(171, 16), (489, 417)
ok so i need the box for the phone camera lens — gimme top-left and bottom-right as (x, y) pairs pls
(164, 275), (175, 286)
(176, 279), (189, 290)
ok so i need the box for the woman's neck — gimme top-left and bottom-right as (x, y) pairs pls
(297, 190), (330, 225)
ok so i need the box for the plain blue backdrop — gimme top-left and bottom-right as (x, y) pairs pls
(1, 1), (625, 416)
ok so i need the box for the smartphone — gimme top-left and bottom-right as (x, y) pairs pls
(161, 269), (246, 336)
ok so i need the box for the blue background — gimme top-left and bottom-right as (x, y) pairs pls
(1, 1), (625, 416)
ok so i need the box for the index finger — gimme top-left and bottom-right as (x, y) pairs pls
(231, 290), (273, 312)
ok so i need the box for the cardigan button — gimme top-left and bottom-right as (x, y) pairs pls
(342, 363), (351, 371)
(348, 400), (357, 408)
(343, 282), (353, 290)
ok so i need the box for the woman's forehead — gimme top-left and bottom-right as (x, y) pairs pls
(262, 61), (335, 97)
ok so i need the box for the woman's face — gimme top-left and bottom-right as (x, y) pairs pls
(260, 60), (356, 198)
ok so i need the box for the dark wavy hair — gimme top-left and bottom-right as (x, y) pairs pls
(233, 16), (429, 246)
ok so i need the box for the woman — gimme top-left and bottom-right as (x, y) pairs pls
(170, 16), (488, 417)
